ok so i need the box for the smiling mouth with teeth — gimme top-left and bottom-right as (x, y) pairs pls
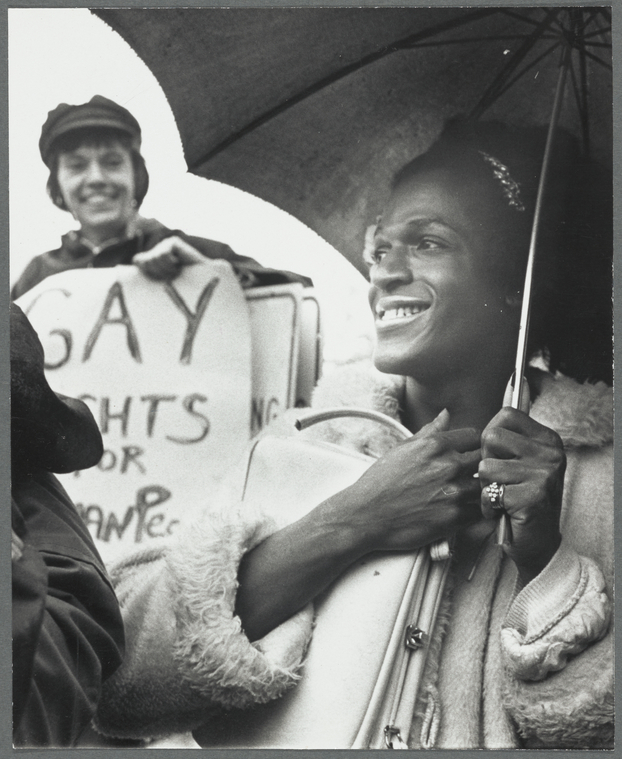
(377, 304), (429, 321)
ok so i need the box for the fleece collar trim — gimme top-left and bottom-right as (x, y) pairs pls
(315, 364), (612, 450)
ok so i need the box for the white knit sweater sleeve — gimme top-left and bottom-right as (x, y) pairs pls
(500, 541), (611, 682)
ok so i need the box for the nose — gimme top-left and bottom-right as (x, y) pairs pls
(369, 245), (414, 293)
(83, 159), (106, 185)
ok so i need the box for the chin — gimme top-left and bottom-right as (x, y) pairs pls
(373, 345), (459, 383)
(372, 348), (412, 377)
(83, 212), (128, 231)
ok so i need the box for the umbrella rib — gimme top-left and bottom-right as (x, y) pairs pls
(564, 9), (610, 49)
(577, 61), (590, 156)
(582, 27), (611, 40)
(580, 48), (612, 71)
(566, 10), (610, 59)
(582, 20), (612, 52)
(403, 34), (556, 47)
(190, 7), (502, 169)
(402, 33), (560, 48)
(583, 8), (604, 27)
(568, 56), (589, 155)
(598, 8), (612, 25)
(578, 11), (591, 156)
(487, 41), (561, 104)
(498, 9), (550, 29)
(578, 9), (611, 45)
(469, 8), (561, 119)
(551, 8), (597, 41)
(549, 16), (567, 36)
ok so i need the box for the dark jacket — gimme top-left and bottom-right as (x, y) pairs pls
(11, 218), (311, 300)
(12, 471), (125, 747)
(11, 302), (125, 747)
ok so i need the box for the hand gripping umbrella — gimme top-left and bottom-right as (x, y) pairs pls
(94, 6), (611, 748)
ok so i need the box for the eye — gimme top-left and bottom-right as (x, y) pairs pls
(410, 237), (447, 253)
(363, 246), (388, 267)
(62, 158), (87, 172)
(102, 155), (125, 169)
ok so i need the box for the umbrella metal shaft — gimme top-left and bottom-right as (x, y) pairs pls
(511, 45), (570, 409)
(498, 44), (571, 547)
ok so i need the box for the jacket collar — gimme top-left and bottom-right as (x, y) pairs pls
(529, 371), (612, 448)
(61, 216), (167, 259)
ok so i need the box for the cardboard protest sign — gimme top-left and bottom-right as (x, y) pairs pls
(18, 261), (252, 565)
(247, 285), (321, 433)
(296, 291), (322, 408)
(247, 284), (301, 436)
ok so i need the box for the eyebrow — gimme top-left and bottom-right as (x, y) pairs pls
(376, 216), (458, 237)
(62, 144), (125, 156)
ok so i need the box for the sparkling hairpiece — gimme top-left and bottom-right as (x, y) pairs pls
(478, 151), (525, 212)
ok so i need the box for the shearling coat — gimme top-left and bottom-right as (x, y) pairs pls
(93, 364), (613, 749)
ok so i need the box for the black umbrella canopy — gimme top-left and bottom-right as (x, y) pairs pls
(94, 7), (611, 275)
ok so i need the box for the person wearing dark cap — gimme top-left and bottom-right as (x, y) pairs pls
(11, 95), (310, 300)
(11, 302), (126, 747)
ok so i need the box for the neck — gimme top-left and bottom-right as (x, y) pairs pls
(80, 213), (139, 250)
(402, 362), (514, 433)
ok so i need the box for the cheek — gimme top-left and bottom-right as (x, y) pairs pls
(437, 265), (508, 332)
(116, 168), (136, 199)
(55, 173), (79, 206)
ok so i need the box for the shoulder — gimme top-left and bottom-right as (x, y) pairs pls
(11, 250), (59, 300)
(143, 219), (237, 259)
(13, 470), (110, 576)
(11, 234), (92, 299)
(140, 220), (243, 264)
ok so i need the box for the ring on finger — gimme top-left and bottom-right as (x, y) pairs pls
(484, 482), (505, 510)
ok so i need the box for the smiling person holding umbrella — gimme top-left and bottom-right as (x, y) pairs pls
(92, 119), (612, 749)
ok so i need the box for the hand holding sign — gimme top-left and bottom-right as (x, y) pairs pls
(134, 235), (206, 281)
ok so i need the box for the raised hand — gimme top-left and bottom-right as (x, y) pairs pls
(133, 236), (205, 280)
(338, 409), (482, 554)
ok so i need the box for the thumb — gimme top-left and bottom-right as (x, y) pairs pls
(414, 408), (450, 438)
(172, 240), (205, 265)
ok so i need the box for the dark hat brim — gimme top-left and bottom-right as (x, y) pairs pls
(39, 95), (142, 165)
(11, 304), (103, 475)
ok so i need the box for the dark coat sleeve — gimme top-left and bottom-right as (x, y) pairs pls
(12, 473), (125, 748)
(179, 232), (313, 288)
(12, 223), (312, 300)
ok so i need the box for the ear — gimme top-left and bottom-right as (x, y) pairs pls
(52, 193), (68, 211)
(504, 290), (522, 309)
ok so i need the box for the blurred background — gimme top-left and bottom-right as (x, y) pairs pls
(9, 8), (375, 370)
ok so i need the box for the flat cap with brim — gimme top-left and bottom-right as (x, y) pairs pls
(39, 94), (141, 166)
